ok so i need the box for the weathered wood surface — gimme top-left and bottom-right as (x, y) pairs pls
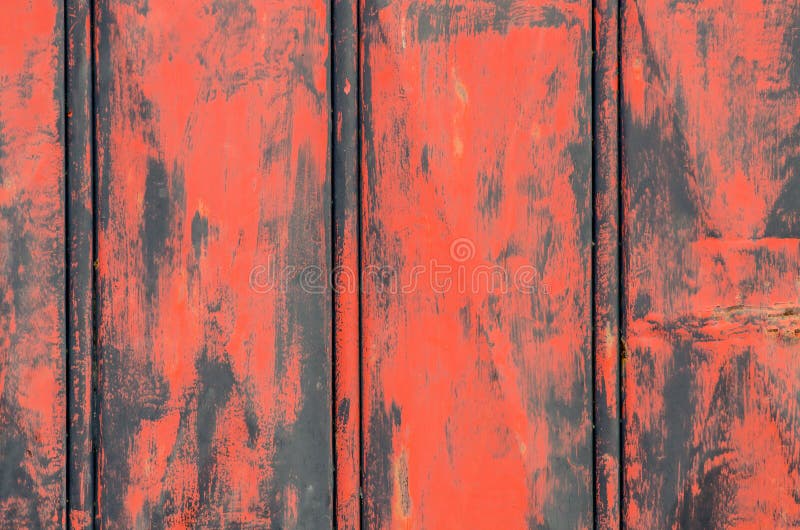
(360, 1), (593, 528)
(0, 2), (66, 527)
(94, 1), (333, 527)
(621, 0), (800, 527)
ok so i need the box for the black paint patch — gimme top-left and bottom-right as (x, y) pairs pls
(261, 141), (332, 528)
(337, 397), (350, 426)
(765, 127), (800, 238)
(141, 157), (175, 301)
(194, 349), (236, 508)
(364, 398), (394, 528)
(191, 210), (209, 259)
(411, 0), (575, 43)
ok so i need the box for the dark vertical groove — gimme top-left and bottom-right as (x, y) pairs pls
(330, 2), (338, 524)
(64, 2), (72, 525)
(356, 2), (363, 528)
(90, 0), (100, 527)
(333, 0), (361, 527)
(65, 0), (95, 528)
(593, 0), (622, 526)
(617, 0), (625, 527)
(590, 0), (597, 524)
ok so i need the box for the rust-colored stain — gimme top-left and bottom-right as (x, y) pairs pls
(1, 0), (799, 528)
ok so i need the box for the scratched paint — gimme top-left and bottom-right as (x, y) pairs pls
(622, 0), (800, 527)
(360, 1), (593, 528)
(0, 1), (66, 527)
(94, 1), (332, 527)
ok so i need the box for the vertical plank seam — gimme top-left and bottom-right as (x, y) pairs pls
(331, 0), (338, 522)
(64, 1), (72, 524)
(617, 0), (625, 527)
(65, 0), (96, 527)
(590, 0), (598, 521)
(333, 0), (362, 527)
(593, 0), (622, 526)
(356, 0), (363, 526)
(90, 0), (100, 526)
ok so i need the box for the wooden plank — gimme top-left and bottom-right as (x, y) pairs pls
(593, 0), (620, 527)
(332, 0), (361, 528)
(0, 1), (66, 527)
(65, 0), (95, 527)
(621, 0), (800, 526)
(360, 1), (593, 528)
(94, 1), (333, 527)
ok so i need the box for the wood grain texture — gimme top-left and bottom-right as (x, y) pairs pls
(332, 0), (362, 528)
(621, 0), (800, 527)
(94, 1), (333, 527)
(593, 0), (620, 527)
(0, 1), (66, 527)
(66, 0), (95, 527)
(360, 1), (593, 528)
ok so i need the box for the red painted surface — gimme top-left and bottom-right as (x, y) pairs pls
(3, 0), (800, 528)
(0, 1), (65, 527)
(360, 2), (593, 528)
(94, 1), (332, 527)
(622, 0), (800, 526)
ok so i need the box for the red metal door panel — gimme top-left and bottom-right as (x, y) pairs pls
(93, 1), (333, 527)
(0, 2), (66, 527)
(360, 2), (594, 528)
(621, 0), (800, 527)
